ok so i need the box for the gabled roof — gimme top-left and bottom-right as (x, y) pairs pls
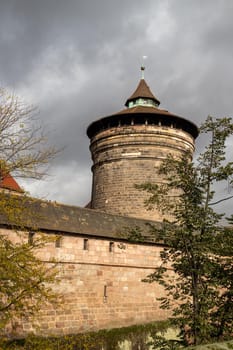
(125, 79), (160, 107)
(0, 173), (23, 193)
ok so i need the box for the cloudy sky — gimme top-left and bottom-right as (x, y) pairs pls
(1, 0), (233, 213)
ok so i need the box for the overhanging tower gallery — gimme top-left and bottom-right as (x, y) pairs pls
(87, 67), (199, 221)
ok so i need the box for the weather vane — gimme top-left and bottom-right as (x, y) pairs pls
(141, 55), (147, 79)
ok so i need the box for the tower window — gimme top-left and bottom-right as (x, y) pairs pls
(55, 237), (62, 248)
(28, 232), (35, 245)
(83, 238), (89, 250)
(103, 285), (107, 302)
(109, 242), (114, 252)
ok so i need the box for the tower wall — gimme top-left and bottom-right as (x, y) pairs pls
(90, 123), (195, 221)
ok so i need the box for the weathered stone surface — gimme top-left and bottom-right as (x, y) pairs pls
(89, 124), (195, 220)
(0, 77), (198, 337)
(2, 227), (171, 336)
(0, 194), (161, 241)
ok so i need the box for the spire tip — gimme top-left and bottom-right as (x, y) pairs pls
(141, 56), (147, 79)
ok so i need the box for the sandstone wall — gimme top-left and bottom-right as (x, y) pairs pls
(2, 228), (171, 336)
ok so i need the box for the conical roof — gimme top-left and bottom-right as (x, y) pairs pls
(125, 78), (160, 107)
(87, 72), (199, 140)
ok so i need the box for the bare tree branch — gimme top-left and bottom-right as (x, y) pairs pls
(209, 195), (233, 206)
(0, 88), (59, 181)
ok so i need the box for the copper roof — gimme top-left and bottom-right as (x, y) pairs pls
(0, 173), (23, 193)
(125, 79), (160, 106)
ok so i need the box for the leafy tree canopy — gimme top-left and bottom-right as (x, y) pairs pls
(0, 88), (59, 332)
(138, 116), (233, 346)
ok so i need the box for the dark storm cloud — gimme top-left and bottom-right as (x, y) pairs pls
(147, 0), (233, 124)
(1, 0), (233, 210)
(0, 0), (154, 84)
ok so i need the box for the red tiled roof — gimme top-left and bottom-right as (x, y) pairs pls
(0, 173), (23, 192)
(125, 79), (160, 106)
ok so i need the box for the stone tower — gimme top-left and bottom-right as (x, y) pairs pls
(87, 68), (198, 221)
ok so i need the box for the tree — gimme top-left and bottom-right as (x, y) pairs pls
(0, 231), (58, 331)
(138, 116), (233, 346)
(0, 88), (59, 331)
(0, 87), (56, 180)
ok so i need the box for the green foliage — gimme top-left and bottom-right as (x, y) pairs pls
(0, 193), (58, 331)
(0, 88), (59, 332)
(0, 230), (57, 330)
(188, 340), (233, 350)
(138, 116), (233, 346)
(0, 321), (170, 349)
(123, 226), (145, 243)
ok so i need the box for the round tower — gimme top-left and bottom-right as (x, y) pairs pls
(87, 68), (198, 221)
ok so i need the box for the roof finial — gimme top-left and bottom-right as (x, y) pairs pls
(141, 55), (147, 79)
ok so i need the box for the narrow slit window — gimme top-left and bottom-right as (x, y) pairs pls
(28, 232), (34, 245)
(109, 242), (114, 252)
(103, 285), (107, 302)
(55, 237), (62, 248)
(83, 238), (89, 250)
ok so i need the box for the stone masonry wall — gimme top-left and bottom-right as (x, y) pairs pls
(90, 124), (195, 221)
(2, 228), (171, 336)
